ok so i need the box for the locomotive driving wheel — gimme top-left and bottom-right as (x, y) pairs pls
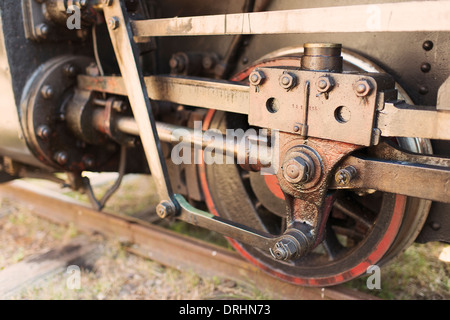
(198, 51), (432, 286)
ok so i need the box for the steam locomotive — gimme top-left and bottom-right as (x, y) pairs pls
(0, 0), (449, 286)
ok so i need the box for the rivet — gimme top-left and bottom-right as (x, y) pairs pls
(420, 63), (431, 73)
(422, 40), (433, 51)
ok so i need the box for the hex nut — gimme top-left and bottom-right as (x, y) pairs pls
(108, 17), (120, 30)
(156, 201), (176, 219)
(249, 70), (265, 86)
(316, 76), (334, 93)
(55, 151), (69, 166)
(279, 72), (297, 90)
(41, 85), (54, 99)
(335, 166), (357, 185)
(35, 23), (49, 39)
(282, 156), (311, 184)
(354, 79), (373, 97)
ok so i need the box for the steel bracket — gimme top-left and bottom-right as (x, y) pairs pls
(248, 67), (396, 146)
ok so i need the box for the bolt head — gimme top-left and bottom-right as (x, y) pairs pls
(335, 166), (357, 185)
(41, 85), (54, 99)
(354, 80), (372, 97)
(108, 17), (120, 30)
(169, 56), (185, 72)
(83, 156), (95, 168)
(55, 151), (69, 166)
(249, 70), (265, 86)
(271, 238), (300, 261)
(35, 23), (49, 39)
(279, 72), (296, 90)
(282, 156), (310, 184)
(63, 64), (77, 77)
(37, 125), (51, 141)
(316, 76), (334, 93)
(156, 201), (176, 219)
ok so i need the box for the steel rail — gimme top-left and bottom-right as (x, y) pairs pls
(130, 1), (450, 37)
(0, 180), (378, 300)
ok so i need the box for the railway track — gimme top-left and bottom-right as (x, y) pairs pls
(0, 180), (378, 300)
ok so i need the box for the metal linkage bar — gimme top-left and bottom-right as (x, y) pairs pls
(333, 156), (450, 203)
(377, 102), (450, 141)
(131, 1), (450, 37)
(103, 1), (175, 204)
(77, 75), (249, 114)
(331, 142), (450, 204)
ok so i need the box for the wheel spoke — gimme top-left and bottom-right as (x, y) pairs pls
(322, 223), (345, 261)
(333, 197), (374, 229)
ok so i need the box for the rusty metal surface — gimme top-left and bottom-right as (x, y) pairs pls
(248, 67), (392, 146)
(0, 180), (378, 300)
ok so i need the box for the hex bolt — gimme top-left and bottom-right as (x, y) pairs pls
(279, 72), (297, 90)
(156, 200), (176, 219)
(354, 80), (373, 97)
(249, 70), (265, 86)
(41, 85), (54, 99)
(271, 236), (302, 261)
(55, 151), (69, 166)
(37, 125), (51, 141)
(169, 55), (185, 73)
(63, 64), (77, 77)
(112, 100), (127, 113)
(335, 166), (357, 185)
(282, 156), (311, 184)
(83, 156), (95, 168)
(108, 17), (120, 30)
(316, 76), (334, 93)
(35, 23), (49, 39)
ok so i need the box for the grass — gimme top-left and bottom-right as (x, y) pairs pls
(345, 242), (450, 300)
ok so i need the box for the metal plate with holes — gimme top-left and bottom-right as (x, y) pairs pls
(249, 67), (394, 146)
